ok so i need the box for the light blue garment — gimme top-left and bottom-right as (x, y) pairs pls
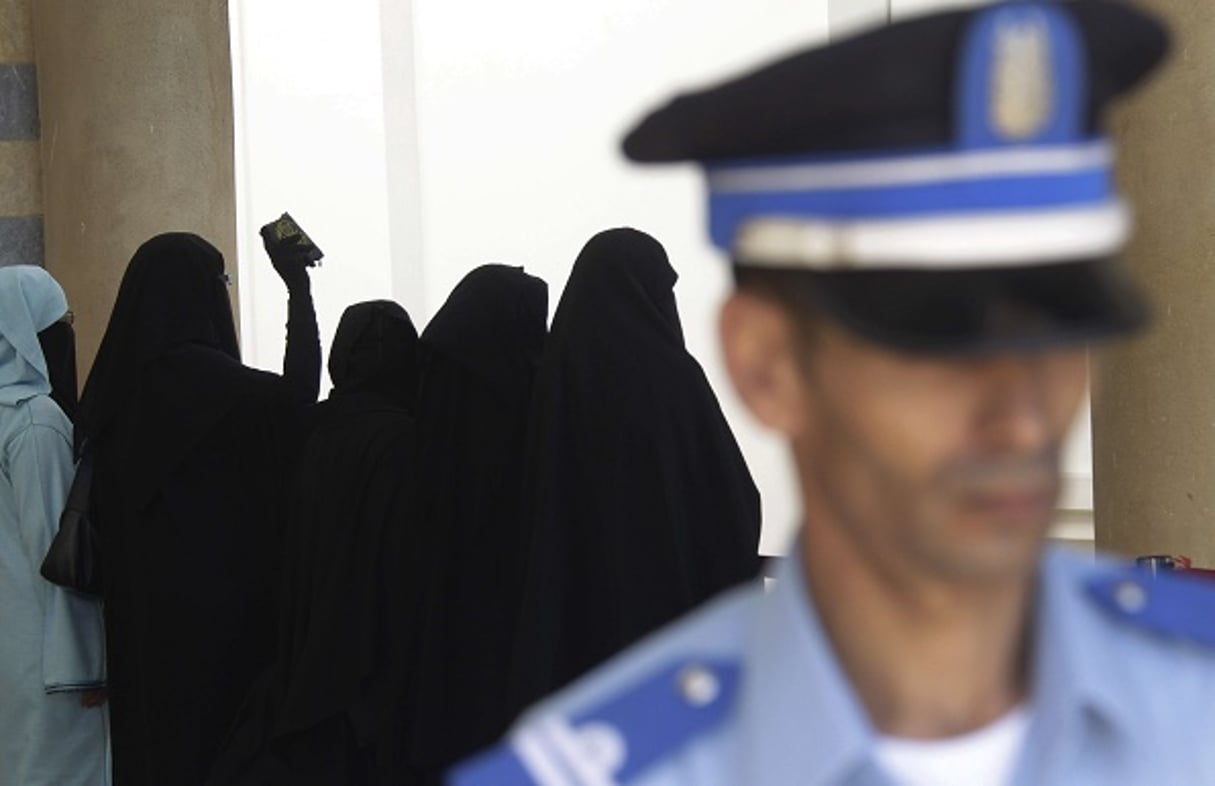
(0, 266), (109, 786)
(0, 265), (68, 406)
(455, 546), (1215, 785)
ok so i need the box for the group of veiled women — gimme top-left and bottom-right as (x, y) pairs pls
(0, 225), (761, 786)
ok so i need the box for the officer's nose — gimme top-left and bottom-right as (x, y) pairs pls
(974, 354), (1057, 456)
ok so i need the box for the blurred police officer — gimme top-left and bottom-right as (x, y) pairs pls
(453, 2), (1215, 784)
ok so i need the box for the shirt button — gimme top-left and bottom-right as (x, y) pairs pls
(678, 665), (721, 708)
(1115, 580), (1148, 614)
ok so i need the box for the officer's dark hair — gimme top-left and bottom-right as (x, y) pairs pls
(732, 265), (812, 306)
(731, 265), (822, 349)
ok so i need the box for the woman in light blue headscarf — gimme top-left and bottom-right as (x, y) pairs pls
(0, 265), (109, 786)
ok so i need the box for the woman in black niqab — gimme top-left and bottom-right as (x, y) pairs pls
(209, 299), (420, 786)
(509, 227), (762, 711)
(79, 232), (321, 786)
(408, 265), (548, 784)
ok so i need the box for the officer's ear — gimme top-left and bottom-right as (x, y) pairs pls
(720, 290), (810, 438)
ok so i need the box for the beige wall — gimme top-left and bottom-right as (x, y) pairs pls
(1093, 0), (1215, 567)
(32, 0), (237, 377)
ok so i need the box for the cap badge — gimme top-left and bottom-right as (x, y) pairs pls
(990, 13), (1054, 141)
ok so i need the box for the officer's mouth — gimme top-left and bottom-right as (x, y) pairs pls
(960, 480), (1060, 523)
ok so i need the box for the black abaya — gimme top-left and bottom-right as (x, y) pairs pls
(408, 265), (548, 783)
(508, 227), (762, 712)
(78, 233), (321, 786)
(208, 300), (421, 786)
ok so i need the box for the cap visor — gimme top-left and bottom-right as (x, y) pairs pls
(796, 258), (1149, 354)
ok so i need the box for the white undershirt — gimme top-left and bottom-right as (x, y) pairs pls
(873, 707), (1032, 786)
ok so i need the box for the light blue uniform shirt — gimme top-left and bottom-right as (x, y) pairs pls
(454, 546), (1215, 785)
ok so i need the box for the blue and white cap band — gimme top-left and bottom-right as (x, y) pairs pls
(709, 139), (1128, 269)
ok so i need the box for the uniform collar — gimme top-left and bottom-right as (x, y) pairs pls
(735, 545), (1133, 786)
(735, 548), (886, 786)
(1012, 548), (1136, 779)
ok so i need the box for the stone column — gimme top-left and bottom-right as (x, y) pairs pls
(31, 0), (238, 375)
(0, 0), (43, 268)
(1092, 0), (1215, 567)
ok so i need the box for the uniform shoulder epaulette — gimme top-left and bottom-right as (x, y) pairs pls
(449, 658), (741, 786)
(1086, 566), (1215, 650)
